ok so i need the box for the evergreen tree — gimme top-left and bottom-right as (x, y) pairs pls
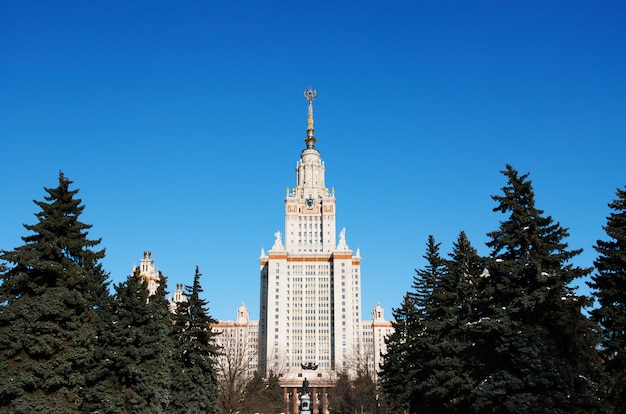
(145, 272), (175, 410)
(169, 266), (220, 413)
(98, 268), (173, 413)
(407, 236), (448, 413)
(447, 231), (484, 323)
(469, 165), (605, 413)
(239, 371), (284, 414)
(380, 236), (446, 413)
(418, 231), (483, 413)
(0, 172), (110, 413)
(588, 186), (626, 413)
(379, 293), (418, 413)
(328, 372), (355, 414)
(409, 235), (445, 312)
(327, 371), (380, 414)
(351, 371), (381, 413)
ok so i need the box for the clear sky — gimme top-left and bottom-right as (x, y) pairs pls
(1, 1), (625, 321)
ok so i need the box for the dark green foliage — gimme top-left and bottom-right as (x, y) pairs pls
(381, 165), (607, 413)
(381, 233), (483, 413)
(0, 173), (224, 413)
(379, 293), (418, 413)
(0, 172), (111, 413)
(169, 266), (220, 413)
(409, 235), (446, 313)
(329, 371), (381, 414)
(589, 186), (626, 412)
(238, 371), (284, 414)
(94, 268), (174, 413)
(329, 372), (353, 414)
(469, 165), (605, 413)
(380, 236), (447, 413)
(405, 236), (449, 413)
(417, 231), (481, 413)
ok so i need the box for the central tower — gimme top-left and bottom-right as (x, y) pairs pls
(284, 88), (337, 253)
(259, 90), (363, 398)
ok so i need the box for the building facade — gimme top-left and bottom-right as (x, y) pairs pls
(211, 302), (259, 380)
(257, 90), (392, 413)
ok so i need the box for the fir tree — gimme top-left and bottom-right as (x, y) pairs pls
(328, 372), (355, 414)
(469, 165), (605, 413)
(588, 186), (626, 413)
(408, 236), (449, 413)
(98, 269), (173, 413)
(419, 231), (483, 413)
(447, 231), (484, 322)
(380, 236), (446, 413)
(239, 371), (285, 414)
(169, 266), (220, 413)
(328, 371), (379, 414)
(379, 294), (419, 413)
(0, 172), (110, 413)
(409, 235), (445, 312)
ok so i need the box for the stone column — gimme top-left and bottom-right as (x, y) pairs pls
(311, 387), (317, 413)
(322, 387), (328, 414)
(283, 387), (289, 414)
(291, 387), (298, 414)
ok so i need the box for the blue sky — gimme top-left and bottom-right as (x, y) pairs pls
(1, 1), (625, 321)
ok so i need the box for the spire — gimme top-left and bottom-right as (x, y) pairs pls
(304, 88), (317, 148)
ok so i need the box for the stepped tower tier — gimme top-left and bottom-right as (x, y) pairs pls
(284, 88), (337, 253)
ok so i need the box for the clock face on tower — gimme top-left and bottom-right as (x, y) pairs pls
(306, 196), (314, 209)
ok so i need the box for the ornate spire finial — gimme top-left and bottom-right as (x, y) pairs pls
(304, 88), (317, 148)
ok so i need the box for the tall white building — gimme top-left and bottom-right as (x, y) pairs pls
(258, 89), (387, 413)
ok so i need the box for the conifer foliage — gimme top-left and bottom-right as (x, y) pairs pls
(328, 371), (381, 414)
(380, 236), (451, 412)
(237, 371), (284, 414)
(0, 173), (224, 413)
(0, 172), (111, 413)
(423, 231), (481, 412)
(471, 165), (605, 412)
(97, 268), (174, 413)
(170, 266), (220, 413)
(588, 186), (626, 411)
(380, 165), (607, 413)
(381, 233), (482, 413)
(379, 292), (419, 412)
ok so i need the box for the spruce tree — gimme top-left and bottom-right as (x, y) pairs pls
(419, 231), (483, 413)
(408, 236), (449, 413)
(409, 235), (445, 311)
(169, 266), (220, 413)
(0, 172), (110, 413)
(588, 186), (626, 413)
(238, 371), (283, 414)
(99, 268), (173, 413)
(379, 294), (419, 413)
(380, 236), (446, 413)
(327, 372), (355, 414)
(469, 165), (605, 413)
